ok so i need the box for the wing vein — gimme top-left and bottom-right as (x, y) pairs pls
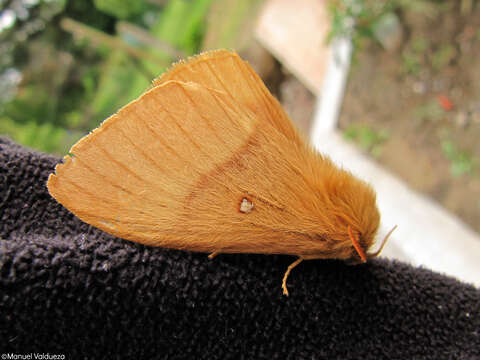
(58, 176), (162, 227)
(178, 85), (232, 150)
(233, 56), (276, 124)
(135, 111), (189, 163)
(93, 142), (150, 184)
(72, 151), (171, 211)
(155, 101), (208, 156)
(115, 125), (166, 172)
(204, 86), (245, 131)
(204, 60), (235, 100)
(73, 156), (140, 196)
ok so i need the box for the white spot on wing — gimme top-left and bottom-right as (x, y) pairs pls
(239, 198), (254, 214)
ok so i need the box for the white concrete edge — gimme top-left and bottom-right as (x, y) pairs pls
(310, 37), (353, 138)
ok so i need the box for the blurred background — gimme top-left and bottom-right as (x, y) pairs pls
(1, 0), (479, 276)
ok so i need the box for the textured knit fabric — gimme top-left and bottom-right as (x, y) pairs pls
(0, 136), (479, 359)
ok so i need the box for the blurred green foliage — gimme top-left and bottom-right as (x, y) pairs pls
(153, 0), (212, 55)
(401, 37), (428, 75)
(344, 124), (389, 158)
(441, 140), (477, 177)
(93, 0), (149, 19)
(0, 0), (212, 154)
(327, 0), (447, 47)
(328, 0), (399, 44)
(431, 44), (456, 70)
(413, 101), (445, 125)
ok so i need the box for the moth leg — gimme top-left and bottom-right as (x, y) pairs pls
(208, 251), (219, 259)
(282, 257), (304, 296)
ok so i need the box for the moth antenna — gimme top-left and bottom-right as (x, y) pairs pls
(282, 257), (303, 296)
(368, 225), (398, 258)
(348, 226), (367, 263)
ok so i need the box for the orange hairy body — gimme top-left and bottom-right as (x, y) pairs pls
(47, 50), (391, 295)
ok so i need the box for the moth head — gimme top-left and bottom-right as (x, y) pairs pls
(346, 225), (397, 264)
(311, 166), (382, 262)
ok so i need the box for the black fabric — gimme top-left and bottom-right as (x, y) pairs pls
(0, 136), (479, 359)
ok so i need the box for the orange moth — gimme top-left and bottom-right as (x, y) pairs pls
(47, 50), (396, 296)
